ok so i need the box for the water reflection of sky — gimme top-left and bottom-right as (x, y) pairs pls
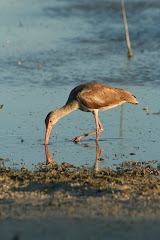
(0, 84), (160, 170)
(0, 0), (160, 169)
(0, 0), (160, 88)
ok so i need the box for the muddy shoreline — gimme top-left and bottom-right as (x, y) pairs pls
(0, 162), (160, 218)
(0, 162), (160, 239)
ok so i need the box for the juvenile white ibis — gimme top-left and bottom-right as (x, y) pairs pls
(45, 82), (138, 144)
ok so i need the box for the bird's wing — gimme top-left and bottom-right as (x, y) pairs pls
(77, 84), (123, 109)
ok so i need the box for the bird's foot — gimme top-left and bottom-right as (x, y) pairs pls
(72, 137), (81, 143)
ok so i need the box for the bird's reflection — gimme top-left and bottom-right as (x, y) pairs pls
(45, 140), (103, 172)
(73, 140), (103, 172)
(45, 144), (55, 164)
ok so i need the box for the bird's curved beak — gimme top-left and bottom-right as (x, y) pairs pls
(45, 122), (53, 145)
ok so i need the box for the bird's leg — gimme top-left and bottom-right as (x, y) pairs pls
(94, 111), (103, 141)
(72, 110), (103, 142)
(97, 118), (103, 133)
(72, 130), (97, 142)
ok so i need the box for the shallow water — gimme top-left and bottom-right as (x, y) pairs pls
(0, 0), (160, 170)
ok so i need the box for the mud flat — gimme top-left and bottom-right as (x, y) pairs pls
(0, 161), (160, 239)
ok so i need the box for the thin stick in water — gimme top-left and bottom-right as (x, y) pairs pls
(121, 0), (133, 58)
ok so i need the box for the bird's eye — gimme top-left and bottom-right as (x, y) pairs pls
(50, 120), (52, 123)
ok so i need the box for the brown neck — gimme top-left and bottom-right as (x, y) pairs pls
(55, 100), (79, 120)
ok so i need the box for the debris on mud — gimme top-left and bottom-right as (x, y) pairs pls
(0, 104), (3, 116)
(143, 107), (149, 114)
(153, 111), (160, 115)
(0, 161), (160, 218)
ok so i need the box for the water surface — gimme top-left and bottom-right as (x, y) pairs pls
(0, 0), (160, 170)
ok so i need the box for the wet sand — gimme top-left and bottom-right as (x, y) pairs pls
(1, 216), (160, 240)
(0, 162), (160, 239)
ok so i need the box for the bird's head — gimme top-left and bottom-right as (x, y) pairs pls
(45, 111), (58, 145)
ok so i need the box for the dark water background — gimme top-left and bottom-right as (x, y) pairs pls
(0, 0), (160, 169)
